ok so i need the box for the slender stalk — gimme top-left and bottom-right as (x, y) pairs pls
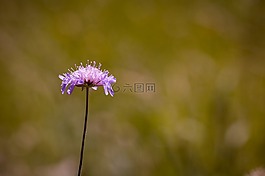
(77, 87), (89, 176)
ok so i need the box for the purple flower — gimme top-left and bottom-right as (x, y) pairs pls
(59, 61), (116, 96)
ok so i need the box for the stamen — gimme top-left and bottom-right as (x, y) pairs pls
(98, 63), (102, 69)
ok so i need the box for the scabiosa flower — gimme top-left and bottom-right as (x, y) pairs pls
(59, 61), (116, 96)
(59, 60), (116, 176)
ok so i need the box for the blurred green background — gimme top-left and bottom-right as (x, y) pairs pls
(0, 0), (265, 175)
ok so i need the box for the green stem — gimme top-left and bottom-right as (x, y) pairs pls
(77, 87), (89, 176)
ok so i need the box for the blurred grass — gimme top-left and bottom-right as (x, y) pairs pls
(0, 0), (265, 176)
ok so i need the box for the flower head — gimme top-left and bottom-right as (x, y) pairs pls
(59, 61), (116, 96)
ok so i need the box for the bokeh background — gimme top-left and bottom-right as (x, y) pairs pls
(1, 0), (265, 176)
